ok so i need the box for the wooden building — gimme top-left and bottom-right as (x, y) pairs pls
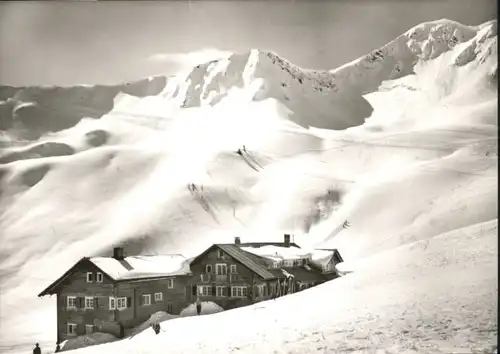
(38, 235), (343, 345)
(38, 248), (191, 344)
(186, 234), (340, 309)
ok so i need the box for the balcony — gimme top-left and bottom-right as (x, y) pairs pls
(214, 275), (228, 282)
(200, 274), (211, 283)
(230, 274), (243, 282)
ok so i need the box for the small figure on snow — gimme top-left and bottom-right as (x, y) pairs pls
(236, 148), (243, 156)
(33, 343), (41, 354)
(195, 296), (202, 315)
(242, 145), (247, 152)
(342, 220), (350, 229)
(55, 343), (61, 353)
(188, 183), (198, 193)
(151, 322), (161, 335)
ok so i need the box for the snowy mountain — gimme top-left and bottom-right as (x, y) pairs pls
(0, 19), (497, 354)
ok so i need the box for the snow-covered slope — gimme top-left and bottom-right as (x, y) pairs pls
(66, 219), (500, 354)
(0, 19), (497, 354)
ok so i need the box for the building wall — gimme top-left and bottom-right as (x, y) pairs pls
(323, 254), (340, 280)
(56, 259), (115, 342)
(113, 275), (190, 328)
(55, 259), (191, 342)
(188, 247), (264, 310)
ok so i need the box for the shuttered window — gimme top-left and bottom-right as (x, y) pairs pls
(231, 286), (247, 298)
(167, 279), (174, 289)
(84, 297), (94, 309)
(216, 286), (227, 297)
(86, 272), (93, 283)
(117, 297), (127, 310)
(67, 296), (76, 309)
(197, 285), (212, 296)
(109, 297), (116, 310)
(142, 294), (151, 306)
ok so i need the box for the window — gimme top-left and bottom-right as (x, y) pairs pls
(231, 286), (247, 298)
(217, 249), (225, 260)
(67, 323), (77, 336)
(258, 284), (267, 297)
(167, 279), (174, 289)
(197, 285), (212, 296)
(215, 264), (227, 275)
(109, 297), (116, 310)
(84, 297), (94, 309)
(142, 294), (151, 306)
(284, 260), (294, 267)
(86, 272), (93, 282)
(67, 296), (76, 309)
(230, 265), (237, 274)
(296, 259), (303, 266)
(85, 324), (94, 334)
(216, 286), (228, 297)
(96, 272), (103, 283)
(117, 297), (127, 310)
(154, 292), (163, 301)
(205, 265), (212, 274)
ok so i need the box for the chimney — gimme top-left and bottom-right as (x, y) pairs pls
(284, 234), (291, 247)
(113, 247), (124, 260)
(234, 237), (241, 245)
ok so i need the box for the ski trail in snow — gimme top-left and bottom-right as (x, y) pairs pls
(238, 152), (261, 171)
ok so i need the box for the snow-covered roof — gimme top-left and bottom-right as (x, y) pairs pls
(240, 246), (335, 267)
(90, 255), (191, 281)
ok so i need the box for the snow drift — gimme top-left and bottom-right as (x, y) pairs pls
(0, 18), (497, 354)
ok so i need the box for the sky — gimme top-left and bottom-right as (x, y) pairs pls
(0, 0), (496, 86)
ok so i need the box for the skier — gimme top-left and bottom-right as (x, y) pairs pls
(188, 183), (197, 193)
(342, 220), (350, 229)
(195, 296), (202, 315)
(33, 343), (41, 354)
(242, 145), (247, 152)
(236, 148), (243, 156)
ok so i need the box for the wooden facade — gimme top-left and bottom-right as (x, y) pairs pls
(40, 257), (191, 343)
(39, 240), (342, 346)
(55, 259), (115, 343)
(187, 245), (280, 310)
